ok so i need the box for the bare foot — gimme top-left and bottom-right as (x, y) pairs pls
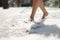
(30, 16), (34, 21)
(42, 12), (48, 19)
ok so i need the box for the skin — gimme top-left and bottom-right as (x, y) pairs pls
(30, 0), (48, 21)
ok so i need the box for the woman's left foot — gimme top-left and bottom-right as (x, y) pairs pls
(42, 12), (48, 19)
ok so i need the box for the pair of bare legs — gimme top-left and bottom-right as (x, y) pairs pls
(30, 0), (48, 21)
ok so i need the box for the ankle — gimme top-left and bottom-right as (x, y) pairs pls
(44, 12), (48, 16)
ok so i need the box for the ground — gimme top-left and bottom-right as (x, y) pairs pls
(0, 7), (60, 40)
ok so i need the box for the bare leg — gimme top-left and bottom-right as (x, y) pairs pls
(30, 0), (48, 21)
(38, 0), (48, 19)
(30, 0), (39, 21)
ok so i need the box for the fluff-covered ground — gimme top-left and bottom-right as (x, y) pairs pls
(0, 7), (60, 40)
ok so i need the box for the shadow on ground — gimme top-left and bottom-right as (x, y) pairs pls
(29, 21), (60, 38)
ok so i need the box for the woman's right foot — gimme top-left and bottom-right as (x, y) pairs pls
(30, 16), (34, 22)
